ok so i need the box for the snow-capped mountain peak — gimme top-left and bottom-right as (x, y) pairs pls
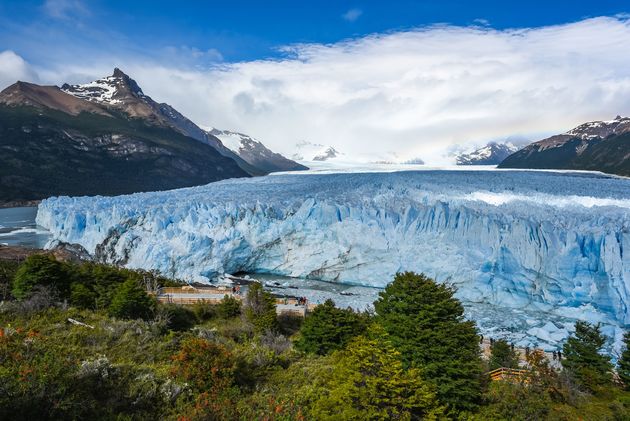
(61, 68), (145, 106)
(209, 128), (307, 173)
(564, 115), (630, 140)
(455, 141), (519, 165)
(292, 141), (343, 161)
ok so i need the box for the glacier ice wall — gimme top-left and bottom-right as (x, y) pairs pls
(37, 170), (630, 328)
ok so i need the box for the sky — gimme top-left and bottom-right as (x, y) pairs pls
(1, 0), (630, 163)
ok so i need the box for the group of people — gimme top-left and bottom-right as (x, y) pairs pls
(296, 296), (308, 306)
(231, 285), (242, 295)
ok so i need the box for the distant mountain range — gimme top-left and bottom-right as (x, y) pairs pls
(0, 69), (304, 204)
(455, 142), (519, 165)
(292, 141), (343, 161)
(499, 116), (630, 176)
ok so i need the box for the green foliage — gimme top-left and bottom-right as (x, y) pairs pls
(562, 321), (613, 391)
(311, 331), (444, 420)
(217, 294), (242, 318)
(108, 278), (155, 320)
(0, 259), (19, 300)
(295, 298), (368, 355)
(12, 254), (71, 299)
(374, 272), (483, 413)
(158, 304), (197, 331)
(70, 282), (96, 309)
(489, 339), (520, 371)
(618, 332), (630, 391)
(244, 282), (278, 333)
(473, 381), (552, 421)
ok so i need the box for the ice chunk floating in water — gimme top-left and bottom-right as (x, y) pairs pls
(37, 170), (630, 347)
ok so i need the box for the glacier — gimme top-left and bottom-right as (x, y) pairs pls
(37, 169), (630, 349)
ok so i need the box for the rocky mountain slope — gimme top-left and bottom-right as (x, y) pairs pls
(61, 69), (271, 176)
(456, 142), (519, 165)
(499, 116), (630, 176)
(209, 129), (307, 173)
(0, 80), (248, 204)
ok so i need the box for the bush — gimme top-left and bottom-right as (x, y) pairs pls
(12, 254), (71, 299)
(108, 278), (155, 320)
(0, 260), (19, 300)
(171, 337), (235, 392)
(158, 304), (197, 331)
(295, 299), (368, 355)
(191, 301), (217, 322)
(217, 294), (241, 319)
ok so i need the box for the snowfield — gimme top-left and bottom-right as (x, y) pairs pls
(37, 169), (630, 349)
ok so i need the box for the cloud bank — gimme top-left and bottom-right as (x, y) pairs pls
(3, 16), (630, 163)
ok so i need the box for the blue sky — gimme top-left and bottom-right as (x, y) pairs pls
(1, 1), (630, 163)
(1, 0), (629, 63)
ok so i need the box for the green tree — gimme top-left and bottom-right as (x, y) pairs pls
(562, 321), (613, 391)
(618, 332), (630, 390)
(244, 282), (278, 332)
(217, 294), (241, 318)
(373, 272), (483, 413)
(489, 339), (520, 371)
(12, 254), (70, 299)
(108, 278), (155, 320)
(70, 282), (96, 309)
(295, 299), (368, 355)
(312, 331), (444, 420)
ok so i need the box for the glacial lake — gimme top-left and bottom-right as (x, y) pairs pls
(0, 206), (51, 248)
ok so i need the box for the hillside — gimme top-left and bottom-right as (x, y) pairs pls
(0, 100), (248, 203)
(499, 116), (630, 176)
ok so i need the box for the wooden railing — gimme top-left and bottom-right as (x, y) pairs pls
(488, 367), (530, 382)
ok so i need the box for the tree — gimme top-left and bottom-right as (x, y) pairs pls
(243, 282), (277, 332)
(618, 332), (630, 390)
(217, 294), (241, 319)
(312, 331), (444, 420)
(489, 339), (519, 371)
(108, 278), (155, 320)
(295, 299), (368, 355)
(562, 321), (612, 391)
(373, 272), (483, 413)
(12, 254), (70, 299)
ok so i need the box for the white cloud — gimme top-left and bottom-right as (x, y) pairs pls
(0, 50), (39, 89)
(342, 8), (363, 22)
(5, 16), (630, 163)
(43, 0), (89, 20)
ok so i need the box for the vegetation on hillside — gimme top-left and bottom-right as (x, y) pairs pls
(2, 256), (630, 420)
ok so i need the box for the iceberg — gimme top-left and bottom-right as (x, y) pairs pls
(37, 169), (630, 348)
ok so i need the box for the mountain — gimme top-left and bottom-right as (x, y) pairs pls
(61, 69), (268, 176)
(209, 129), (307, 173)
(0, 78), (248, 204)
(292, 141), (343, 161)
(499, 116), (630, 176)
(456, 141), (519, 165)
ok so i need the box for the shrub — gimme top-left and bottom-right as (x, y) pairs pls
(12, 254), (70, 299)
(618, 332), (630, 391)
(158, 304), (197, 331)
(171, 337), (235, 392)
(108, 278), (155, 320)
(311, 331), (444, 420)
(217, 294), (241, 319)
(191, 301), (217, 322)
(295, 299), (368, 355)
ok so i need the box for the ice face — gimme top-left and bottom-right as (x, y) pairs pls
(37, 170), (630, 347)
